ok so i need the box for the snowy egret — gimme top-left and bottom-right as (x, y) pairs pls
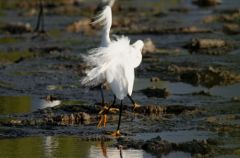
(93, 4), (141, 119)
(82, 5), (144, 136)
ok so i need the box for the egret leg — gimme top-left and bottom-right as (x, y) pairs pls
(97, 95), (117, 128)
(112, 100), (123, 137)
(34, 0), (46, 36)
(40, 0), (45, 33)
(127, 94), (140, 111)
(34, 0), (42, 32)
(99, 84), (105, 107)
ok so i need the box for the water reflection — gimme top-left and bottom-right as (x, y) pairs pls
(89, 143), (151, 158)
(43, 136), (59, 158)
(0, 96), (61, 115)
(0, 136), (156, 158)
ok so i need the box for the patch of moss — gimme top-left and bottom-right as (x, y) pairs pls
(0, 51), (39, 63)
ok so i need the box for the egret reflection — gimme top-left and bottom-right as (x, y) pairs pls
(89, 142), (145, 158)
(43, 136), (59, 158)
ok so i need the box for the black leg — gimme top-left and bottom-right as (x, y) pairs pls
(34, 0), (45, 33)
(34, 0), (41, 32)
(99, 84), (105, 106)
(119, 147), (123, 158)
(106, 95), (116, 112)
(116, 100), (123, 131)
(40, 0), (45, 33)
(127, 94), (135, 106)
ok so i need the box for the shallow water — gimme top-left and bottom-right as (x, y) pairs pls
(0, 96), (61, 115)
(0, 136), (193, 158)
(0, 0), (240, 157)
(0, 136), (155, 158)
(0, 77), (239, 115)
(134, 78), (240, 98)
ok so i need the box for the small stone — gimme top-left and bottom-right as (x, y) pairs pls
(1, 22), (33, 34)
(66, 19), (93, 34)
(143, 38), (157, 54)
(150, 77), (160, 82)
(223, 24), (240, 35)
(141, 87), (170, 98)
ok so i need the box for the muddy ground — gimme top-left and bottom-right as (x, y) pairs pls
(0, 0), (240, 158)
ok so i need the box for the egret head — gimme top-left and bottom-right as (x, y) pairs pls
(132, 40), (144, 52)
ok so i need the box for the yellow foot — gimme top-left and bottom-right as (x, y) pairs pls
(133, 103), (141, 111)
(97, 114), (107, 128)
(111, 130), (121, 137)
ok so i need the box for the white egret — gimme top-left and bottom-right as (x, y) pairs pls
(88, 4), (139, 128)
(81, 5), (144, 136)
(93, 3), (142, 120)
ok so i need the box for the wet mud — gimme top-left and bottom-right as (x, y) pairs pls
(0, 0), (240, 157)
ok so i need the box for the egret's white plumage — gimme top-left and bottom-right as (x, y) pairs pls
(81, 36), (143, 99)
(81, 5), (144, 134)
(92, 6), (112, 47)
(82, 6), (144, 100)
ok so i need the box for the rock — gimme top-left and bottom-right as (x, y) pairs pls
(117, 137), (144, 149)
(191, 39), (226, 49)
(180, 71), (201, 85)
(143, 38), (157, 54)
(66, 19), (93, 34)
(1, 22), (33, 34)
(184, 38), (234, 55)
(81, 112), (91, 121)
(142, 136), (173, 155)
(166, 105), (198, 115)
(29, 46), (69, 53)
(169, 7), (190, 13)
(192, 90), (211, 96)
(193, 0), (221, 7)
(223, 24), (240, 35)
(175, 139), (213, 154)
(141, 87), (170, 98)
(118, 25), (211, 35)
(169, 64), (240, 87)
(231, 96), (240, 102)
(118, 136), (216, 157)
(204, 9), (240, 24)
(134, 105), (198, 116)
(135, 105), (166, 115)
(202, 15), (218, 23)
(150, 77), (160, 82)
(52, 112), (91, 125)
(206, 116), (218, 123)
(178, 26), (212, 34)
